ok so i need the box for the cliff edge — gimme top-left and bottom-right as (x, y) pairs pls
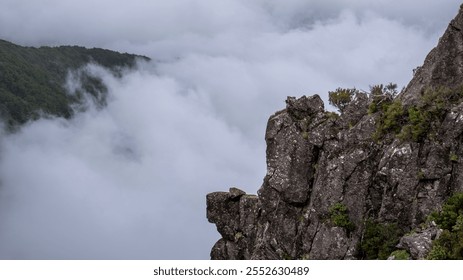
(207, 5), (463, 260)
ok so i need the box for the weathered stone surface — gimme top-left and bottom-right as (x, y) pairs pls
(397, 223), (443, 259)
(207, 6), (463, 260)
(400, 5), (463, 105)
(229, 187), (246, 199)
(207, 190), (259, 259)
(207, 87), (460, 259)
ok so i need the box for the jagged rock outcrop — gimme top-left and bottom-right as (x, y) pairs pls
(207, 188), (259, 259)
(399, 4), (463, 105)
(396, 222), (443, 260)
(207, 6), (463, 259)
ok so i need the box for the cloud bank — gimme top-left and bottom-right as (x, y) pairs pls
(0, 0), (461, 259)
(0, 64), (262, 259)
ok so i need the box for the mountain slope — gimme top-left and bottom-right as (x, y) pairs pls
(0, 39), (149, 127)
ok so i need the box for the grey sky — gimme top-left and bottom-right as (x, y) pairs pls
(0, 0), (461, 259)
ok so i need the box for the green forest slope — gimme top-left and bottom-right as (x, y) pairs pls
(0, 39), (149, 128)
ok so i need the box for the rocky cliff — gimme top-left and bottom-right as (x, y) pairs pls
(207, 5), (463, 260)
(400, 4), (463, 105)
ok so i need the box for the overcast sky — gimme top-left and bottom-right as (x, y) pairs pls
(0, 0), (461, 259)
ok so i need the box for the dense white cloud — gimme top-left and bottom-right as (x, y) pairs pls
(0, 0), (461, 259)
(0, 65), (263, 259)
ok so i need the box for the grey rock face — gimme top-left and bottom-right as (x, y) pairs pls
(207, 91), (459, 259)
(207, 188), (259, 259)
(207, 6), (463, 260)
(399, 5), (463, 105)
(397, 223), (443, 260)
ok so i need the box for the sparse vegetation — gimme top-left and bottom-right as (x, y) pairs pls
(358, 220), (402, 259)
(368, 83), (397, 115)
(397, 108), (427, 141)
(397, 87), (463, 142)
(427, 193), (463, 259)
(426, 244), (449, 260)
(372, 100), (405, 141)
(234, 232), (244, 241)
(368, 83), (407, 141)
(370, 84), (463, 142)
(450, 152), (459, 163)
(328, 87), (357, 113)
(329, 203), (355, 233)
(390, 250), (410, 260)
(325, 111), (340, 120)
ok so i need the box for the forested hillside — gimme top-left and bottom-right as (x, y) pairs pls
(0, 39), (149, 128)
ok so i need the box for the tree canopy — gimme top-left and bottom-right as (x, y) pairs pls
(0, 39), (149, 128)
